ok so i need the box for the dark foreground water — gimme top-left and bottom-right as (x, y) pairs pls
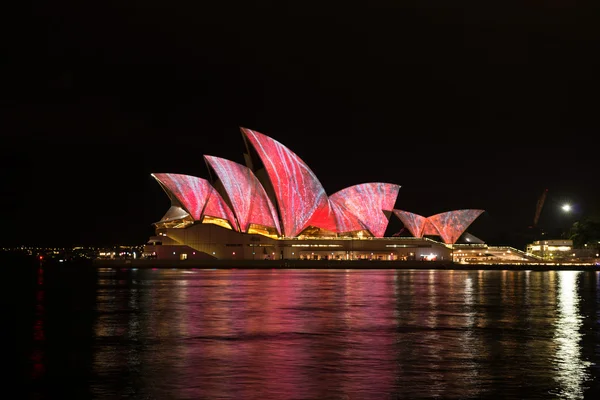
(4, 261), (600, 399)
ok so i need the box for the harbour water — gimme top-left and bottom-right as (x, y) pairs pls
(5, 259), (600, 399)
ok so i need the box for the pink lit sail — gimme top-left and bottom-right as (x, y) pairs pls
(427, 209), (484, 244)
(330, 200), (366, 233)
(241, 127), (336, 237)
(204, 155), (281, 235)
(152, 173), (211, 221)
(152, 173), (238, 230)
(203, 187), (240, 231)
(329, 183), (400, 237)
(392, 210), (427, 237)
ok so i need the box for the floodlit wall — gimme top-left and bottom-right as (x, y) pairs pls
(157, 223), (278, 260)
(152, 223), (452, 261)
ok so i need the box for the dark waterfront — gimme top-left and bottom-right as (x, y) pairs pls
(4, 257), (600, 399)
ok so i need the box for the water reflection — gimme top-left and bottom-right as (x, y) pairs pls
(552, 271), (591, 399)
(31, 265), (45, 380)
(16, 268), (600, 399)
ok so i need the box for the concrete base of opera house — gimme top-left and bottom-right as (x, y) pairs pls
(92, 258), (600, 271)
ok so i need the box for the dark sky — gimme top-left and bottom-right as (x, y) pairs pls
(2, 1), (599, 248)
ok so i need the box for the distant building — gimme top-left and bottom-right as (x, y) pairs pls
(526, 239), (573, 260)
(526, 239), (599, 262)
(143, 128), (484, 261)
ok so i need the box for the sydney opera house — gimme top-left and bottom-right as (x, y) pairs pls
(142, 128), (484, 261)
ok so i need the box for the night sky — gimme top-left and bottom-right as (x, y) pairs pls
(2, 2), (599, 249)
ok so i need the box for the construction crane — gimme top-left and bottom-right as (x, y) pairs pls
(530, 188), (548, 229)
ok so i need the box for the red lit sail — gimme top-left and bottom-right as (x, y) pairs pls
(392, 210), (427, 237)
(392, 209), (483, 243)
(204, 155), (282, 235)
(152, 128), (484, 244)
(330, 200), (366, 233)
(203, 187), (240, 231)
(152, 173), (211, 220)
(427, 209), (484, 244)
(152, 173), (238, 230)
(241, 128), (336, 237)
(329, 183), (400, 237)
(421, 220), (441, 236)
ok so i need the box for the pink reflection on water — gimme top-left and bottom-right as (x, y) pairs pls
(161, 270), (400, 399)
